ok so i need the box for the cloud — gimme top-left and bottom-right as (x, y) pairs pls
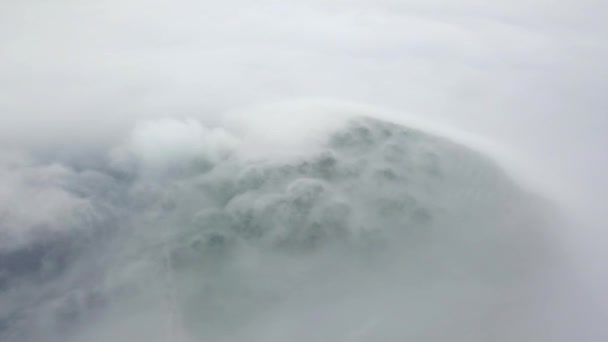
(0, 107), (589, 341)
(121, 118), (239, 171)
(1, 0), (605, 204)
(0, 0), (607, 340)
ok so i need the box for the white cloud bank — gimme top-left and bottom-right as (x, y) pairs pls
(0, 0), (607, 341)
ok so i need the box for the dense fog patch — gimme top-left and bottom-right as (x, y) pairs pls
(0, 112), (566, 341)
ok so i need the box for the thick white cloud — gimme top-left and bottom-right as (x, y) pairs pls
(0, 0), (606, 340)
(125, 118), (238, 168)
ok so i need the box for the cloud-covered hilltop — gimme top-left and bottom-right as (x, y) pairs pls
(0, 108), (560, 341)
(2, 0), (606, 339)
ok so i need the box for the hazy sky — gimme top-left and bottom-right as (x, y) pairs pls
(2, 0), (606, 188)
